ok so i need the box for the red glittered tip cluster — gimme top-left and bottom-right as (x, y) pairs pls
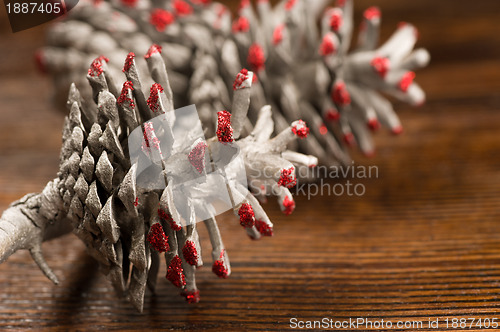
(330, 10), (343, 31)
(292, 120), (310, 139)
(34, 50), (46, 74)
(371, 57), (390, 78)
(216, 110), (234, 143)
(247, 43), (265, 73)
(319, 34), (336, 56)
(158, 207), (182, 231)
(233, 68), (250, 90)
(88, 56), (109, 77)
(212, 250), (229, 278)
(182, 240), (199, 266)
(325, 108), (340, 122)
(173, 0), (193, 16)
(188, 141), (207, 174)
(150, 9), (175, 32)
(147, 223), (170, 253)
(343, 132), (355, 146)
(181, 290), (201, 304)
(278, 167), (297, 188)
(144, 44), (162, 59)
(147, 83), (164, 113)
(367, 118), (381, 131)
(239, 0), (250, 10)
(255, 220), (274, 236)
(282, 196), (295, 216)
(166, 255), (186, 288)
(284, 0), (296, 11)
(117, 81), (135, 107)
(332, 82), (351, 106)
(364, 6), (381, 20)
(232, 16), (250, 33)
(272, 24), (285, 45)
(123, 52), (135, 73)
(399, 71), (416, 92)
(120, 0), (138, 8)
(238, 203), (255, 228)
(142, 122), (161, 152)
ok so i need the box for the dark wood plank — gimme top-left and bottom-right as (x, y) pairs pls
(2, 1), (500, 331)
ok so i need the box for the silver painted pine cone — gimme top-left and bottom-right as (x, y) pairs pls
(0, 49), (316, 311)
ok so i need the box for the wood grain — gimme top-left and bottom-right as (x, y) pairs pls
(1, 1), (500, 331)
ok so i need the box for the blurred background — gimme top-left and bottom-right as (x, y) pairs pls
(1, 1), (500, 330)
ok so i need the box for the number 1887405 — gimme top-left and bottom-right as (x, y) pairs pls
(6, 1), (62, 14)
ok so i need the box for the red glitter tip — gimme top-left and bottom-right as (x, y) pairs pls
(272, 24), (285, 45)
(364, 150), (376, 158)
(392, 125), (403, 135)
(158, 208), (182, 231)
(232, 16), (250, 33)
(332, 82), (351, 107)
(34, 50), (46, 74)
(255, 220), (274, 236)
(398, 21), (408, 29)
(285, 0), (296, 10)
(278, 167), (297, 188)
(147, 223), (170, 253)
(367, 118), (381, 131)
(173, 0), (193, 16)
(144, 44), (163, 59)
(123, 52), (135, 73)
(239, 0), (250, 10)
(364, 6), (381, 20)
(233, 68), (250, 90)
(292, 120), (310, 139)
(147, 83), (164, 113)
(238, 203), (255, 228)
(282, 196), (295, 216)
(337, 0), (346, 7)
(142, 122), (161, 153)
(329, 10), (343, 31)
(217, 110), (234, 143)
(319, 34), (336, 56)
(88, 56), (109, 77)
(325, 109), (341, 122)
(212, 250), (229, 278)
(371, 57), (390, 78)
(120, 0), (138, 8)
(319, 124), (328, 136)
(188, 141), (207, 174)
(134, 197), (139, 207)
(182, 240), (199, 266)
(247, 43), (265, 73)
(343, 132), (355, 146)
(166, 256), (186, 288)
(181, 290), (201, 303)
(117, 81), (135, 107)
(150, 9), (175, 32)
(399, 71), (416, 92)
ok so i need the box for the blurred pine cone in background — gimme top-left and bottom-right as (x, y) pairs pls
(37, 0), (429, 167)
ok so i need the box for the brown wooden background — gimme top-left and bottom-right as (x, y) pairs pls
(1, 0), (500, 331)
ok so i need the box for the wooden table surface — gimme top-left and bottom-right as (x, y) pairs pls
(1, 1), (500, 331)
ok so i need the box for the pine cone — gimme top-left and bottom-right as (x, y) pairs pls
(37, 0), (429, 166)
(1, 47), (316, 312)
